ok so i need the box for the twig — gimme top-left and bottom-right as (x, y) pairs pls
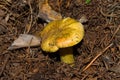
(0, 54), (10, 76)
(109, 25), (120, 43)
(57, 0), (62, 11)
(25, 0), (33, 33)
(100, 8), (117, 17)
(82, 43), (113, 72)
(66, 0), (71, 8)
(0, 50), (9, 55)
(26, 36), (33, 57)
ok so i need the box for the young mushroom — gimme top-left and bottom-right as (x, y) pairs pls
(39, 17), (84, 66)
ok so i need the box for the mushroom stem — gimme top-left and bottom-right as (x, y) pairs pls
(59, 47), (75, 66)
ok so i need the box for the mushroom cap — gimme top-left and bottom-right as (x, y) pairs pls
(40, 17), (84, 52)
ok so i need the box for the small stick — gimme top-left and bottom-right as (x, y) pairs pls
(109, 25), (120, 43)
(66, 0), (71, 8)
(82, 43), (113, 72)
(25, 0), (33, 33)
(0, 54), (10, 76)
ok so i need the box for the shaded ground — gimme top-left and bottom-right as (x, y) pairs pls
(0, 0), (120, 80)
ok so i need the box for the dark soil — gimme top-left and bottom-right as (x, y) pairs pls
(0, 0), (120, 80)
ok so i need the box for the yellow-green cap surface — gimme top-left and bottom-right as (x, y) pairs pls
(40, 17), (84, 52)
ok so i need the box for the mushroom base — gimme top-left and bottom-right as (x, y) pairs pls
(59, 47), (75, 66)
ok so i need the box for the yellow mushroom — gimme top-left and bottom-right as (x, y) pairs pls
(8, 17), (84, 66)
(40, 17), (84, 65)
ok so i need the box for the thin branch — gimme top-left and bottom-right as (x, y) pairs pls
(82, 43), (113, 72)
(0, 54), (10, 76)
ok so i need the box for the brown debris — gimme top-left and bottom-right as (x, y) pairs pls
(0, 0), (120, 80)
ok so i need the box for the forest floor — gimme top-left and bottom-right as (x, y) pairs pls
(0, 0), (120, 80)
